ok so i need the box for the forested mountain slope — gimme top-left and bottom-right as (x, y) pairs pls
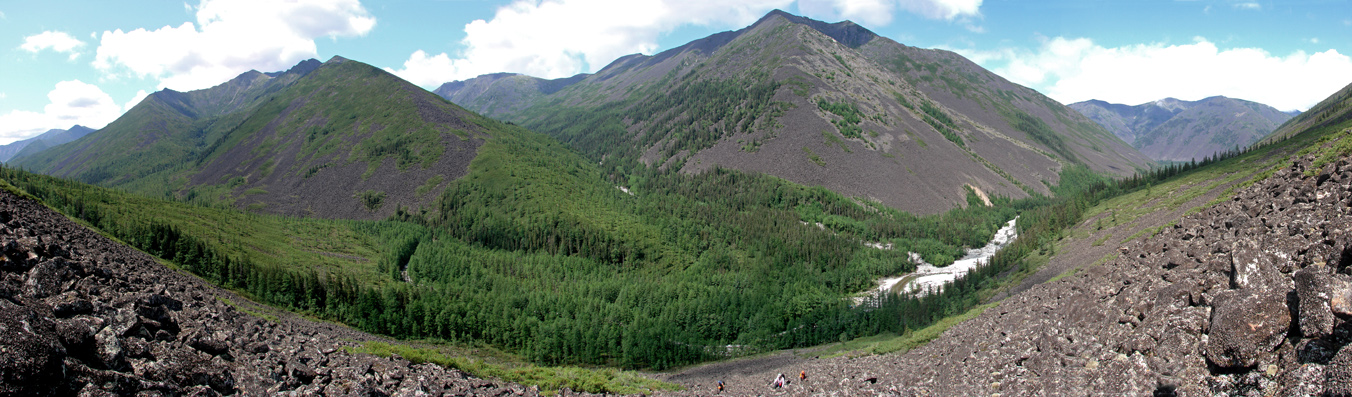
(437, 10), (1153, 214)
(15, 57), (495, 220)
(1070, 96), (1292, 161)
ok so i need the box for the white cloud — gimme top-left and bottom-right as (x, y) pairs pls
(1233, 2), (1260, 10)
(1310, 38), (1320, 44)
(897, 0), (981, 20)
(20, 31), (86, 60)
(388, 0), (794, 87)
(0, 81), (125, 144)
(957, 37), (1352, 111)
(797, 0), (981, 29)
(124, 90), (151, 112)
(799, 0), (896, 26)
(93, 0), (375, 92)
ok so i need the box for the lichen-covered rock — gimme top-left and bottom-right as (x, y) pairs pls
(0, 300), (67, 395)
(1325, 344), (1352, 395)
(1294, 266), (1339, 337)
(1206, 288), (1290, 368)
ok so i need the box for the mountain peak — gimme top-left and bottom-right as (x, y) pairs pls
(753, 9), (877, 48)
(265, 58), (321, 78)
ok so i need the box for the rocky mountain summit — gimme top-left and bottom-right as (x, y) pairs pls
(440, 10), (1151, 214)
(0, 188), (593, 396)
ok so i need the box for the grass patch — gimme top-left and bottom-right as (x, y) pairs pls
(218, 297), (278, 322)
(346, 341), (680, 396)
(356, 190), (386, 212)
(803, 146), (826, 167)
(818, 303), (997, 358)
(415, 175), (445, 197)
(1091, 233), (1112, 247)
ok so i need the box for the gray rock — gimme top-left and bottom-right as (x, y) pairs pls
(0, 300), (67, 394)
(1207, 288), (1291, 368)
(1294, 266), (1340, 337)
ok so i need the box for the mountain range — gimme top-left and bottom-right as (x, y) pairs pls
(0, 125), (94, 163)
(436, 10), (1153, 214)
(1069, 96), (1293, 161)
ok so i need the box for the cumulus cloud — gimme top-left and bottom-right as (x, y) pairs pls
(956, 37), (1352, 111)
(20, 31), (86, 60)
(799, 0), (896, 26)
(124, 90), (151, 112)
(389, 0), (797, 87)
(93, 0), (375, 92)
(897, 0), (981, 20)
(0, 81), (125, 144)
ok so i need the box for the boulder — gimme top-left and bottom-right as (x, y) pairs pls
(1293, 266), (1345, 337)
(1206, 288), (1291, 368)
(0, 300), (67, 394)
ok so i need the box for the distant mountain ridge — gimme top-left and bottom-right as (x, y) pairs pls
(0, 125), (95, 163)
(13, 57), (515, 220)
(1070, 96), (1293, 161)
(435, 9), (1153, 214)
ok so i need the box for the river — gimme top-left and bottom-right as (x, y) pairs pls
(859, 216), (1019, 302)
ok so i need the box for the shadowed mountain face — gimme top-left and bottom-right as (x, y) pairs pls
(1070, 96), (1294, 161)
(14, 57), (507, 220)
(435, 10), (1152, 214)
(0, 125), (95, 163)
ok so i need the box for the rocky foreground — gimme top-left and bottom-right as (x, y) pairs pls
(822, 152), (1352, 395)
(661, 150), (1352, 396)
(0, 189), (586, 396)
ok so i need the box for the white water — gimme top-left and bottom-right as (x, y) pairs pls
(858, 217), (1018, 302)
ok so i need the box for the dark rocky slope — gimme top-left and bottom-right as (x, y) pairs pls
(862, 148), (1352, 395)
(0, 188), (591, 396)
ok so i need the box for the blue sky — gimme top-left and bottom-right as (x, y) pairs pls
(1, 0), (1349, 144)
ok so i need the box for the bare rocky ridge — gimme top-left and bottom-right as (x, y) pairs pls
(661, 138), (1352, 395)
(438, 10), (1153, 215)
(0, 189), (594, 396)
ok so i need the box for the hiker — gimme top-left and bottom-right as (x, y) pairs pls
(799, 370), (807, 382)
(772, 373), (787, 388)
(717, 380), (724, 393)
